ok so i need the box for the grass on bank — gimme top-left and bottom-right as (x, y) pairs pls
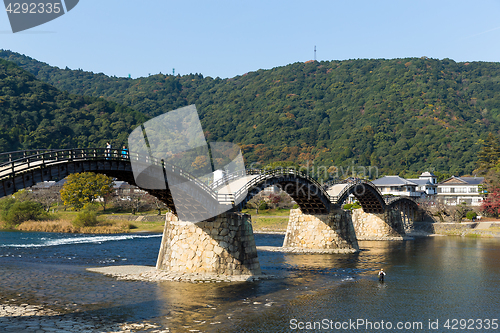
(0, 204), (291, 234)
(0, 207), (166, 234)
(241, 208), (291, 232)
(251, 217), (289, 232)
(13, 219), (132, 234)
(241, 208), (291, 217)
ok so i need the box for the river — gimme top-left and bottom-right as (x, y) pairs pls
(0, 231), (499, 332)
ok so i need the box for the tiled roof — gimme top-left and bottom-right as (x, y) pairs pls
(439, 176), (484, 185)
(372, 176), (417, 186)
(407, 178), (436, 186)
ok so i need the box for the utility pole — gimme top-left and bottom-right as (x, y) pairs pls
(314, 45), (316, 61)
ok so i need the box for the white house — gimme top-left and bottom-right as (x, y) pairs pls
(436, 176), (485, 206)
(407, 171), (438, 196)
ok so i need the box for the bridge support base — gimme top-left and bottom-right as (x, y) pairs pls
(351, 209), (403, 240)
(385, 205), (417, 236)
(156, 212), (261, 276)
(283, 208), (359, 252)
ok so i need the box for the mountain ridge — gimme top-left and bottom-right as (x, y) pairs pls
(0, 57), (147, 152)
(2, 50), (500, 177)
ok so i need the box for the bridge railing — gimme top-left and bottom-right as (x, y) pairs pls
(210, 169), (248, 190)
(0, 148), (131, 168)
(0, 149), (59, 165)
(0, 148), (137, 182)
(0, 148), (227, 204)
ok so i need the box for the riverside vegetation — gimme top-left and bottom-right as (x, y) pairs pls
(0, 203), (291, 234)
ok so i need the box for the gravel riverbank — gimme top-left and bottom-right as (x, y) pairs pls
(0, 303), (166, 333)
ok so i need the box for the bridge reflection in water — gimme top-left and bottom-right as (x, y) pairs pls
(0, 149), (420, 276)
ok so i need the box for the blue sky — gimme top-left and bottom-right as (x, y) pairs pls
(2, 0), (500, 79)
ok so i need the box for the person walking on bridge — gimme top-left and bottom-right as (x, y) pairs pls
(378, 268), (386, 282)
(106, 142), (111, 159)
(121, 145), (128, 159)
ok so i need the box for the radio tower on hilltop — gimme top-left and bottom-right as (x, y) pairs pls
(314, 46), (316, 61)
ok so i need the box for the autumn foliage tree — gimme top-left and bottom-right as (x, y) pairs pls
(481, 189), (500, 217)
(60, 172), (115, 211)
(267, 193), (281, 209)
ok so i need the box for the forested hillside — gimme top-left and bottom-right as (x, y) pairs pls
(0, 58), (146, 152)
(2, 50), (500, 176)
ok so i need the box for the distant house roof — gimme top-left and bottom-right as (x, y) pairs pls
(439, 176), (485, 185)
(31, 181), (56, 190)
(113, 181), (134, 189)
(420, 171), (436, 177)
(372, 176), (417, 187)
(31, 180), (66, 189)
(407, 178), (436, 186)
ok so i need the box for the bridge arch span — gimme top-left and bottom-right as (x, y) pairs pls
(230, 169), (332, 214)
(385, 196), (419, 210)
(329, 180), (386, 213)
(0, 148), (181, 212)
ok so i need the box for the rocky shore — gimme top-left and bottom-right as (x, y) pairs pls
(258, 245), (359, 253)
(0, 303), (166, 333)
(85, 243), (368, 284)
(87, 264), (276, 283)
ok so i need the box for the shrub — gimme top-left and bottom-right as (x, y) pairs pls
(0, 197), (16, 223)
(72, 210), (98, 228)
(343, 202), (362, 211)
(258, 202), (268, 211)
(466, 211), (477, 220)
(292, 204), (300, 209)
(0, 199), (47, 228)
(343, 203), (353, 210)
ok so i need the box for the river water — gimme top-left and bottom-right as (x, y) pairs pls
(0, 231), (499, 332)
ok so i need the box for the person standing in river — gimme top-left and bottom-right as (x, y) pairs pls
(378, 268), (386, 282)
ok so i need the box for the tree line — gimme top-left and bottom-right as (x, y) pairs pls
(3, 50), (500, 175)
(0, 58), (147, 152)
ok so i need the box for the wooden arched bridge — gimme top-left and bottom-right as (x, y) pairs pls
(0, 148), (417, 219)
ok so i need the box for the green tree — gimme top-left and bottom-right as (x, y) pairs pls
(477, 133), (500, 172)
(263, 161), (301, 171)
(60, 172), (115, 211)
(0, 196), (47, 228)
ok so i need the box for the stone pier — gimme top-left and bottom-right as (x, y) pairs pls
(283, 208), (359, 252)
(156, 212), (261, 276)
(351, 209), (403, 240)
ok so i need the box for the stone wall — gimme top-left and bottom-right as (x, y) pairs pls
(412, 222), (500, 237)
(156, 212), (261, 276)
(414, 222), (475, 234)
(351, 209), (402, 240)
(105, 214), (165, 222)
(283, 208), (359, 252)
